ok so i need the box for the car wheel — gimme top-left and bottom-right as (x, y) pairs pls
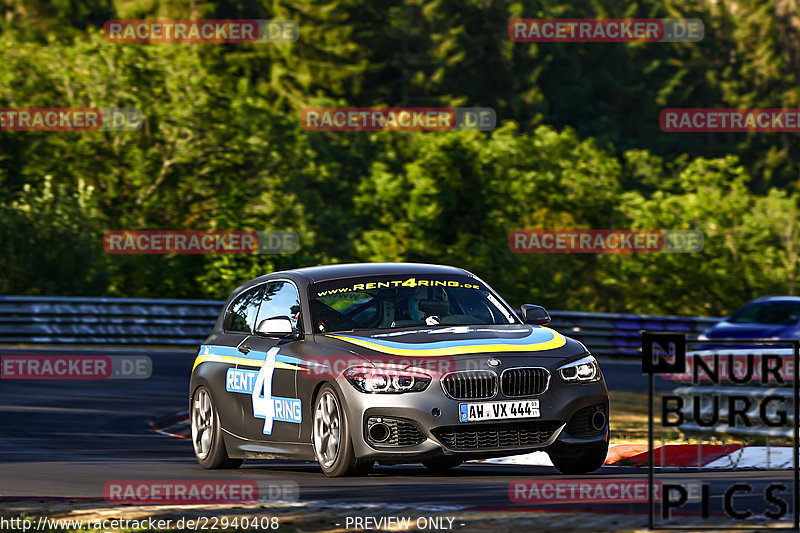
(191, 386), (243, 469)
(422, 458), (463, 474)
(549, 441), (608, 475)
(312, 384), (373, 477)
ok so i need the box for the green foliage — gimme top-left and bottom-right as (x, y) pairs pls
(0, 177), (108, 295)
(1, 0), (799, 317)
(605, 157), (800, 315)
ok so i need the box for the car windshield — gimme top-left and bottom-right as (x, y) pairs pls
(308, 275), (519, 333)
(728, 301), (800, 326)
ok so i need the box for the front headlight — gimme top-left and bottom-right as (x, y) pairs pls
(558, 355), (601, 383)
(344, 365), (431, 393)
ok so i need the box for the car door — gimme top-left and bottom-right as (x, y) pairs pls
(235, 280), (303, 443)
(211, 284), (264, 437)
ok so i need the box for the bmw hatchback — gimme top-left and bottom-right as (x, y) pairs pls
(190, 263), (609, 476)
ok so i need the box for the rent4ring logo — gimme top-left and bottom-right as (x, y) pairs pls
(643, 332), (800, 529)
(226, 348), (302, 435)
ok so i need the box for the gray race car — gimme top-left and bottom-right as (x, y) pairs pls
(189, 262), (609, 476)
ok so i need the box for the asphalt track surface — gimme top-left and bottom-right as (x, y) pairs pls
(0, 347), (794, 530)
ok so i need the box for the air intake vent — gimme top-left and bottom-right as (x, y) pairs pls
(366, 417), (426, 447)
(564, 404), (607, 437)
(432, 421), (561, 451)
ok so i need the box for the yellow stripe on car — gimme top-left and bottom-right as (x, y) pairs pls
(326, 329), (567, 356)
(192, 353), (303, 372)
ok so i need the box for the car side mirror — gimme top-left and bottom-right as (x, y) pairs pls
(256, 317), (299, 338)
(519, 304), (551, 325)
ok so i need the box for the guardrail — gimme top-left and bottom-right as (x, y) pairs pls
(0, 296), (719, 353)
(0, 296), (222, 345)
(548, 311), (717, 357)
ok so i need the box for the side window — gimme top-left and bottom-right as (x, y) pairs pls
(224, 286), (264, 333)
(256, 281), (301, 330)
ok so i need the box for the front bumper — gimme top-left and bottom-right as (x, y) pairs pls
(336, 375), (609, 462)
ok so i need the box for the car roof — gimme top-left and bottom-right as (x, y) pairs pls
(229, 262), (474, 296)
(749, 296), (800, 304)
(281, 262), (471, 283)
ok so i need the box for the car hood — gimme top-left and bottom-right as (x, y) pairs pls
(311, 324), (587, 368)
(706, 321), (795, 339)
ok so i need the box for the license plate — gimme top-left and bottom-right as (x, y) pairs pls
(458, 400), (540, 422)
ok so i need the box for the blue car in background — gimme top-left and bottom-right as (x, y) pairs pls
(699, 296), (800, 341)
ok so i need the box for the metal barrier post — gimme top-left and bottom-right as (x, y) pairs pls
(766, 436), (770, 469)
(696, 437), (702, 469)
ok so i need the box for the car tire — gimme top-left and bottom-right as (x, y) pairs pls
(191, 386), (243, 469)
(422, 458), (463, 474)
(549, 441), (608, 475)
(312, 384), (372, 477)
